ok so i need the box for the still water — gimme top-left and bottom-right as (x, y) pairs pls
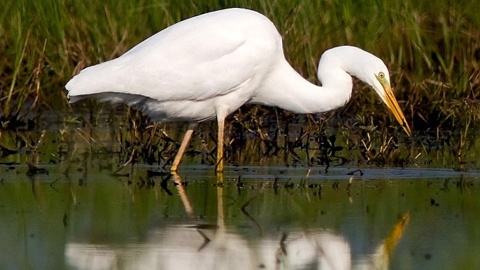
(1, 162), (479, 270)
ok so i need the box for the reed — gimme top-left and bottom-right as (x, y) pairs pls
(1, 0), (480, 166)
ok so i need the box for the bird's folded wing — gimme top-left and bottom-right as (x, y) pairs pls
(66, 18), (271, 103)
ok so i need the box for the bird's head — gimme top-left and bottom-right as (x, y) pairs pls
(326, 46), (412, 136)
(371, 68), (411, 136)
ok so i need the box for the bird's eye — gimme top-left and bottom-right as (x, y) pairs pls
(378, 72), (385, 79)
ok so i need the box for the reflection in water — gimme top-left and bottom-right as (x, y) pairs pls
(3, 164), (480, 269)
(172, 173), (193, 216)
(65, 218), (409, 270)
(371, 213), (410, 269)
(65, 173), (410, 270)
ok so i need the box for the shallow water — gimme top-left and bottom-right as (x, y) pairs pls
(1, 163), (480, 270)
(0, 119), (480, 269)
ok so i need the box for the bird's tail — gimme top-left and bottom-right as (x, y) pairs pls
(65, 61), (127, 103)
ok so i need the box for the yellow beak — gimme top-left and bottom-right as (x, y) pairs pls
(381, 82), (412, 136)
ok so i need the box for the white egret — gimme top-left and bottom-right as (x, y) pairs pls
(66, 8), (411, 172)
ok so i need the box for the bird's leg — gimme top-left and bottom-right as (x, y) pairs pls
(216, 117), (225, 172)
(170, 123), (197, 172)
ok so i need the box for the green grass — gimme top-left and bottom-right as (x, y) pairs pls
(1, 0), (480, 167)
(1, 0), (479, 126)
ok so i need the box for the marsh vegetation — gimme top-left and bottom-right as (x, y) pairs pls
(1, 0), (480, 169)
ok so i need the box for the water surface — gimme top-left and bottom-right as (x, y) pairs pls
(1, 163), (479, 269)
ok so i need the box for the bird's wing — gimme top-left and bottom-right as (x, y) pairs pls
(66, 9), (278, 103)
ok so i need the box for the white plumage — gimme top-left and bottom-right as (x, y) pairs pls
(66, 8), (411, 172)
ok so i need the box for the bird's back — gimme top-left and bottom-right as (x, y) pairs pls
(66, 8), (283, 115)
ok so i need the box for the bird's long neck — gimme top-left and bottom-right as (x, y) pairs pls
(251, 57), (353, 114)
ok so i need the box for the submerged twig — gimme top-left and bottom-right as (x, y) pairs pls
(111, 149), (136, 175)
(197, 229), (211, 252)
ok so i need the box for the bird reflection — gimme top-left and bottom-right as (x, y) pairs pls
(65, 173), (410, 270)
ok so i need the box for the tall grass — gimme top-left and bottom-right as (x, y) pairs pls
(1, 0), (479, 133)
